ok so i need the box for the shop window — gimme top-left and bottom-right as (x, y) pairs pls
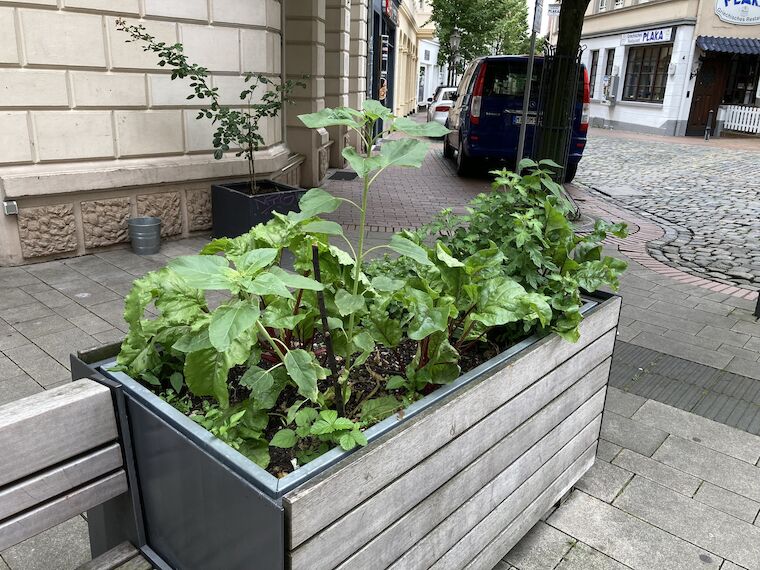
(605, 48), (615, 77)
(724, 57), (760, 106)
(622, 44), (673, 103)
(589, 50), (599, 99)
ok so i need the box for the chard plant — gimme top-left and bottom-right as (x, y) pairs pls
(115, 101), (627, 475)
(116, 19), (304, 194)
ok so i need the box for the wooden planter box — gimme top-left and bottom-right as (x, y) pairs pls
(72, 293), (620, 570)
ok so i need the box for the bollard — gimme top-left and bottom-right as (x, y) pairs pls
(704, 110), (714, 141)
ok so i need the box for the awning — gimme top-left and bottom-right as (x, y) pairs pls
(696, 35), (760, 55)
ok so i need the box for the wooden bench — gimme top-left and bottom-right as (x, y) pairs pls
(0, 380), (151, 569)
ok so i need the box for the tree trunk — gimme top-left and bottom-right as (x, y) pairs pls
(536, 0), (590, 175)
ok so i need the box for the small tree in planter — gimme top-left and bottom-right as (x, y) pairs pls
(116, 19), (306, 237)
(95, 99), (628, 568)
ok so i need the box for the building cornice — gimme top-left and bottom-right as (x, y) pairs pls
(581, 17), (697, 39)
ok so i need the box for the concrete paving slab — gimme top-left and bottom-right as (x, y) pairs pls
(601, 411), (668, 457)
(613, 476), (760, 570)
(0, 302), (54, 326)
(653, 436), (760, 502)
(629, 331), (733, 369)
(0, 555), (8, 570)
(0, 516), (89, 570)
(721, 562), (749, 570)
(632, 400), (760, 464)
(0, 355), (23, 378)
(12, 315), (77, 340)
(556, 541), (633, 570)
(612, 449), (701, 497)
(596, 439), (622, 462)
(0, 374), (43, 406)
(726, 358), (760, 381)
(502, 521), (573, 570)
(548, 491), (722, 570)
(2, 344), (71, 387)
(694, 482), (760, 524)
(575, 459), (633, 503)
(604, 387), (646, 418)
(647, 356), (720, 388)
(0, 289), (37, 311)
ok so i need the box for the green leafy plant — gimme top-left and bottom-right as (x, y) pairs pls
(114, 102), (626, 476)
(116, 19), (304, 193)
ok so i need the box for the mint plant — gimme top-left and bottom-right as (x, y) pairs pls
(115, 101), (626, 475)
(116, 19), (304, 193)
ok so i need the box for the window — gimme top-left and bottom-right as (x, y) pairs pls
(724, 56), (760, 105)
(589, 50), (599, 99)
(604, 48), (615, 77)
(622, 44), (673, 103)
(424, 49), (431, 61)
(481, 61), (542, 98)
(614, 0), (624, 7)
(598, 0), (607, 11)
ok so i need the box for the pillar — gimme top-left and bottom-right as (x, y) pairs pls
(325, 0), (351, 168)
(348, 0), (369, 149)
(284, 0), (330, 187)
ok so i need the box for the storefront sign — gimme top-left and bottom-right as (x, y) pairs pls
(621, 27), (673, 45)
(548, 3), (562, 16)
(715, 0), (760, 25)
(384, 0), (399, 25)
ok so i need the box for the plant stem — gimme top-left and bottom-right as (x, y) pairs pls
(311, 244), (344, 416)
(257, 321), (286, 361)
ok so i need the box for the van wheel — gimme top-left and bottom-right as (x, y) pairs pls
(443, 135), (454, 159)
(456, 139), (472, 176)
(564, 163), (578, 183)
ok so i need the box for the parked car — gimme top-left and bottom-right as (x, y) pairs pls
(443, 55), (590, 182)
(426, 86), (458, 127)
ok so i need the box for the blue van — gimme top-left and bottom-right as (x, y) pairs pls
(443, 55), (590, 182)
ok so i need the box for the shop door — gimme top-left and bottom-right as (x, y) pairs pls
(686, 57), (728, 135)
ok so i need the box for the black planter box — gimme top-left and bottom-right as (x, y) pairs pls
(71, 293), (620, 570)
(211, 180), (306, 239)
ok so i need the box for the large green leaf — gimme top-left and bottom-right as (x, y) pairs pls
(436, 242), (464, 268)
(394, 116), (450, 137)
(362, 99), (393, 120)
(169, 255), (232, 290)
(299, 107), (363, 129)
(208, 301), (260, 352)
(260, 301), (308, 329)
(244, 272), (293, 299)
(471, 279), (528, 327)
(270, 429), (297, 448)
(184, 348), (231, 408)
(302, 220), (345, 237)
(368, 314), (402, 347)
(371, 275), (404, 292)
(388, 235), (433, 266)
(268, 266), (324, 291)
(359, 395), (402, 424)
(334, 289), (366, 316)
(376, 138), (429, 170)
(236, 248), (278, 274)
(172, 328), (213, 353)
(297, 188), (343, 218)
(284, 349), (326, 402)
(343, 147), (382, 178)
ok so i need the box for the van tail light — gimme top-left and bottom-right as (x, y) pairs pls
(435, 105), (450, 112)
(470, 63), (487, 125)
(580, 67), (590, 133)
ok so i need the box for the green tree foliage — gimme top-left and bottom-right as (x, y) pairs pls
(489, 0), (530, 55)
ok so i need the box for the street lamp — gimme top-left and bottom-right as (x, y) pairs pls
(449, 28), (461, 85)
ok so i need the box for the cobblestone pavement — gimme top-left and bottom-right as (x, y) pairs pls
(577, 131), (760, 290)
(2, 127), (760, 568)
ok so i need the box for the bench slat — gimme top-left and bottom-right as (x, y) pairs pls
(0, 443), (123, 521)
(77, 542), (140, 570)
(0, 471), (127, 551)
(0, 380), (118, 487)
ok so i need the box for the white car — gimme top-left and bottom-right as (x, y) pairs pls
(426, 86), (457, 128)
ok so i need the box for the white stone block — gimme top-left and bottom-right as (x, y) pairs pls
(267, 0), (281, 30)
(63, 0), (139, 14)
(269, 32), (281, 74)
(0, 70), (69, 107)
(148, 74), (198, 107)
(144, 0), (208, 21)
(212, 75), (263, 107)
(0, 8), (18, 65)
(241, 29), (268, 74)
(21, 10), (106, 68)
(34, 111), (114, 161)
(183, 110), (216, 152)
(0, 112), (32, 164)
(108, 17), (177, 70)
(71, 72), (146, 107)
(212, 0), (266, 27)
(115, 110), (184, 156)
(180, 24), (239, 73)
(3, 0), (55, 4)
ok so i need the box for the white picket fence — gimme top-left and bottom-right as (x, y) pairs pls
(721, 105), (760, 134)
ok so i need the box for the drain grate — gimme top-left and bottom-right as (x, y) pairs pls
(329, 170), (358, 181)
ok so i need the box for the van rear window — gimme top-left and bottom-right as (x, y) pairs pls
(483, 62), (542, 97)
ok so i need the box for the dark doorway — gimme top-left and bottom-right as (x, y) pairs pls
(686, 56), (729, 136)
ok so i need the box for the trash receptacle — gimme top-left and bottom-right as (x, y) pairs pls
(128, 217), (161, 255)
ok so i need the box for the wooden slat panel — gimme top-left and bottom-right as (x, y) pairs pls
(115, 557), (152, 570)
(0, 444), (123, 521)
(463, 446), (597, 570)
(0, 471), (127, 551)
(286, 297), (620, 546)
(77, 542), (140, 570)
(335, 374), (607, 570)
(399, 418), (601, 570)
(0, 380), (118, 487)
(292, 344), (612, 570)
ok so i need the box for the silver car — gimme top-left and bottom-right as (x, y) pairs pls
(426, 86), (458, 127)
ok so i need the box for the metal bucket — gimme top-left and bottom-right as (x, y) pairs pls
(128, 217), (161, 255)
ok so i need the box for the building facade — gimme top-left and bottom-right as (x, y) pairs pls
(0, 0), (373, 266)
(550, 0), (760, 136)
(414, 0), (445, 108)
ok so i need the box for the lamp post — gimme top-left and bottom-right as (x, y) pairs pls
(449, 28), (461, 85)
